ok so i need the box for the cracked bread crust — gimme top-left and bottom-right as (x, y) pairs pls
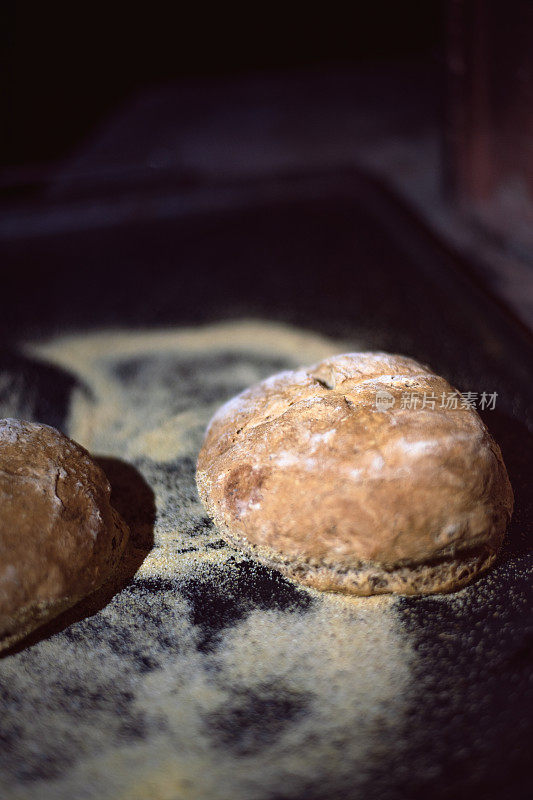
(0, 418), (129, 650)
(196, 353), (514, 596)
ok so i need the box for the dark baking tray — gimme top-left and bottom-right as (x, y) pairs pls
(1, 168), (532, 799)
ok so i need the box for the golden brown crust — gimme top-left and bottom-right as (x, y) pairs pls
(0, 418), (129, 650)
(196, 353), (514, 596)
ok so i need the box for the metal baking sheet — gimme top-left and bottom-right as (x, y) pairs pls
(0, 170), (531, 800)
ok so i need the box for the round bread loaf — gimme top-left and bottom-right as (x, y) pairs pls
(0, 418), (129, 651)
(196, 353), (513, 596)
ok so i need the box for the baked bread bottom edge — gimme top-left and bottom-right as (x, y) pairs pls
(211, 521), (501, 597)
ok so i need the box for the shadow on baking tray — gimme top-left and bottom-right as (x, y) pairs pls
(0, 349), (88, 431)
(479, 408), (533, 560)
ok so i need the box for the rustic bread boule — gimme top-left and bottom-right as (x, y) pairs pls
(196, 353), (514, 596)
(0, 418), (129, 651)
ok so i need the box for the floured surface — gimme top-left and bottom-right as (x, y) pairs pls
(0, 321), (417, 800)
(0, 320), (531, 799)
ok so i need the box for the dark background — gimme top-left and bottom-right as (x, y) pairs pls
(2, 4), (443, 169)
